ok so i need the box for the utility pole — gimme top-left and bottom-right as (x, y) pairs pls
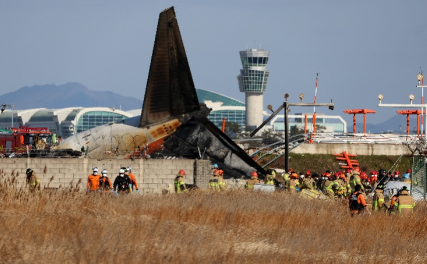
(250, 93), (334, 172)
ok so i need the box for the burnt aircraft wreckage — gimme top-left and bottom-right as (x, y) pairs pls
(53, 7), (266, 178)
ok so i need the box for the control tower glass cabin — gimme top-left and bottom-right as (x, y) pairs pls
(237, 49), (270, 129)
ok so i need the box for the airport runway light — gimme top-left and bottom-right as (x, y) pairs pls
(378, 94), (383, 104)
(299, 93), (305, 102)
(410, 94), (415, 104)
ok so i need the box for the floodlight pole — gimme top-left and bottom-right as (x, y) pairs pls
(417, 83), (427, 136)
(284, 102), (289, 172)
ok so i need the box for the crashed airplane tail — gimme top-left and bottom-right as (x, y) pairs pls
(54, 6), (266, 178)
(140, 7), (200, 128)
(138, 7), (266, 177)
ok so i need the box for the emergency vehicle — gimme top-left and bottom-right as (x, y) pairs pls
(0, 126), (53, 155)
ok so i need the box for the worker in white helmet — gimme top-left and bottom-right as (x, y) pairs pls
(113, 168), (132, 195)
(87, 167), (101, 192)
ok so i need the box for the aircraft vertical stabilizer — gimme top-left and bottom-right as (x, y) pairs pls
(140, 7), (200, 128)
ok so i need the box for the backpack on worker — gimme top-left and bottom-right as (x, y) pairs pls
(118, 178), (130, 192)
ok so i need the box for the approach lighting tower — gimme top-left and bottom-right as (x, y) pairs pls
(237, 48), (270, 129)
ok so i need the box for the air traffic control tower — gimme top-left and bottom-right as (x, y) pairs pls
(237, 49), (270, 129)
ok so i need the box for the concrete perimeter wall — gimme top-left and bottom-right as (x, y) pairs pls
(291, 143), (410, 156)
(0, 158), (212, 194)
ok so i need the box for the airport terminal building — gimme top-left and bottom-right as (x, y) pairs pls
(196, 89), (247, 129)
(0, 107), (135, 139)
(0, 90), (346, 138)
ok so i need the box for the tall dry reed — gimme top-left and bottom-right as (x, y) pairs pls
(0, 174), (426, 263)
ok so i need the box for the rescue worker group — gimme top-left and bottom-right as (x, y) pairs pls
(25, 164), (416, 216)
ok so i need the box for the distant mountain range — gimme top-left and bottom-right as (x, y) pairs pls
(0, 83), (142, 111)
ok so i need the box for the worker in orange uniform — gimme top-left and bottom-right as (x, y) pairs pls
(349, 185), (369, 216)
(174, 170), (188, 194)
(126, 167), (139, 194)
(87, 167), (101, 192)
(26, 168), (40, 193)
(245, 171), (260, 190)
(288, 172), (300, 194)
(99, 169), (113, 192)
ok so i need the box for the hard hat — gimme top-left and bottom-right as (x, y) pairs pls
(299, 174), (304, 178)
(403, 173), (410, 179)
(178, 169), (186, 176)
(213, 169), (220, 176)
(401, 186), (408, 191)
(306, 170), (311, 176)
(119, 169), (125, 174)
(26, 168), (33, 175)
(291, 172), (298, 179)
(127, 167), (132, 172)
(333, 172), (339, 178)
(101, 169), (107, 174)
(93, 167), (99, 172)
(121, 167), (127, 172)
(395, 170), (400, 175)
(360, 172), (367, 180)
(326, 173), (331, 179)
(407, 169), (411, 173)
(339, 174), (346, 181)
(377, 184), (385, 190)
(353, 167), (360, 172)
(213, 164), (218, 168)
(251, 171), (258, 177)
(346, 168), (351, 173)
(219, 170), (224, 175)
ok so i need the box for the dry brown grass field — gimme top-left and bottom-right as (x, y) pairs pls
(1, 172), (426, 264)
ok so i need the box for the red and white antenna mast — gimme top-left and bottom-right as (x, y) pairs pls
(313, 72), (319, 111)
(312, 72), (319, 135)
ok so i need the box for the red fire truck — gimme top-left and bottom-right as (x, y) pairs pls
(0, 126), (53, 155)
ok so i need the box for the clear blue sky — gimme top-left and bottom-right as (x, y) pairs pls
(0, 0), (426, 124)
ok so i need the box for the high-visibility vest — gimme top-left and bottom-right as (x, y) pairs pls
(325, 181), (335, 192)
(209, 179), (220, 191)
(394, 197), (415, 214)
(174, 179), (187, 194)
(266, 180), (274, 185)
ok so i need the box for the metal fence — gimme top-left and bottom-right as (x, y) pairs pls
(411, 156), (427, 200)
